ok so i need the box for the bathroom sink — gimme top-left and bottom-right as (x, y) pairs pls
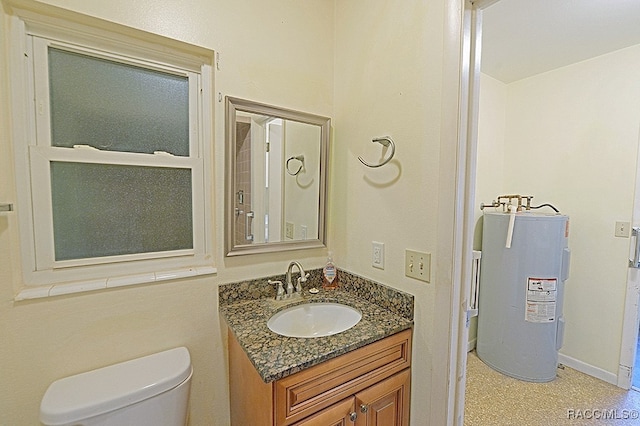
(267, 302), (362, 338)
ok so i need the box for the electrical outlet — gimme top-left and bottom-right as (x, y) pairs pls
(405, 249), (430, 282)
(285, 222), (294, 239)
(300, 225), (307, 240)
(372, 241), (384, 269)
(615, 221), (630, 238)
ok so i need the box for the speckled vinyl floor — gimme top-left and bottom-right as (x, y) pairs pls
(464, 351), (640, 426)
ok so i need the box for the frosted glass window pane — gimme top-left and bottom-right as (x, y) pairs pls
(48, 48), (189, 156)
(51, 162), (193, 261)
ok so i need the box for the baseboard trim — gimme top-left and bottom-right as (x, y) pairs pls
(467, 338), (476, 352)
(558, 353), (617, 386)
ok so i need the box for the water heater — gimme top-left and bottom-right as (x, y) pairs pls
(476, 211), (570, 382)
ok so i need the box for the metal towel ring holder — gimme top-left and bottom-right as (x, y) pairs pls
(358, 136), (395, 168)
(286, 155), (305, 176)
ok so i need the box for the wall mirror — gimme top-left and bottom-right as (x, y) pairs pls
(225, 97), (330, 256)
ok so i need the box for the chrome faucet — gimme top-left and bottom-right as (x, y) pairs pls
(285, 261), (309, 297)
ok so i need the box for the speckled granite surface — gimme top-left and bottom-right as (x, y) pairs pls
(219, 269), (414, 383)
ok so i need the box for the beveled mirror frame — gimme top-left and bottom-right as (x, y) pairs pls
(225, 96), (330, 256)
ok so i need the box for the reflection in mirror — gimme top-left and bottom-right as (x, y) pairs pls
(225, 97), (330, 256)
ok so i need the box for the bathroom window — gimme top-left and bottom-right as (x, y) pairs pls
(10, 12), (214, 293)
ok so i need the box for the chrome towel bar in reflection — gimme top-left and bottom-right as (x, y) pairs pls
(358, 136), (395, 168)
(286, 155), (305, 176)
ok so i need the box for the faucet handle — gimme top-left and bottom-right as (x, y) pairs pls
(295, 273), (310, 293)
(269, 280), (285, 300)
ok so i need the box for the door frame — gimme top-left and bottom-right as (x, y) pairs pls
(449, 0), (500, 424)
(617, 128), (640, 389)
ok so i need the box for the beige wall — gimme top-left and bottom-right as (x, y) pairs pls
(468, 73), (508, 347)
(0, 0), (462, 425)
(333, 1), (453, 423)
(0, 1), (334, 424)
(476, 44), (640, 379)
(474, 73), (507, 246)
(283, 121), (321, 240)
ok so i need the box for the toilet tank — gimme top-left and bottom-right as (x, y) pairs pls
(40, 347), (192, 426)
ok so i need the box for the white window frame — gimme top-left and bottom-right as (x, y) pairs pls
(8, 7), (215, 299)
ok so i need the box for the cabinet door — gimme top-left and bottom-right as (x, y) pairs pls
(293, 397), (356, 426)
(275, 329), (412, 425)
(354, 369), (411, 426)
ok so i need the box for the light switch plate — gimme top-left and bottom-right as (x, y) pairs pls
(372, 241), (384, 269)
(285, 222), (294, 239)
(615, 221), (630, 238)
(405, 249), (430, 282)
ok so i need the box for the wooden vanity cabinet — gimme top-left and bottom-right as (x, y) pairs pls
(294, 369), (411, 426)
(229, 328), (412, 426)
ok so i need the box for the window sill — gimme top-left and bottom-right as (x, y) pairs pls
(14, 266), (217, 301)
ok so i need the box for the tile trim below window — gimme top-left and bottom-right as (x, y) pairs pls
(14, 266), (217, 301)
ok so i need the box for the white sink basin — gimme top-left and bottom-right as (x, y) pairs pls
(267, 302), (362, 338)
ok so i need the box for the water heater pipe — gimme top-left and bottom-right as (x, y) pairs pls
(505, 204), (516, 248)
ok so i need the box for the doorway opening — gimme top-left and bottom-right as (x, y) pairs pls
(460, 0), (640, 421)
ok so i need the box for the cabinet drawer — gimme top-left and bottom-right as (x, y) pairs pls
(275, 329), (412, 425)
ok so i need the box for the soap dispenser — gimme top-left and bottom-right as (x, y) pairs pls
(322, 251), (339, 290)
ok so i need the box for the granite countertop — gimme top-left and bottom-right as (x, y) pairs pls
(219, 270), (414, 383)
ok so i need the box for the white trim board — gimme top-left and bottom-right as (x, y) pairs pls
(558, 353), (618, 386)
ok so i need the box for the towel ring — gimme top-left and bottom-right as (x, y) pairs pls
(286, 155), (305, 176)
(358, 136), (395, 168)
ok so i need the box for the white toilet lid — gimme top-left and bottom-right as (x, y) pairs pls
(40, 347), (192, 425)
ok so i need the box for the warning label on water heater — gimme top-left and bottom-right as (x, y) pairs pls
(525, 278), (557, 323)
